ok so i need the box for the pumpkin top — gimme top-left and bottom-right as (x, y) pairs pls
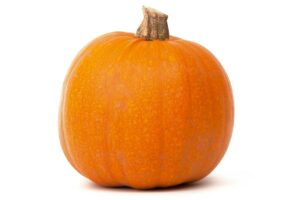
(136, 6), (169, 41)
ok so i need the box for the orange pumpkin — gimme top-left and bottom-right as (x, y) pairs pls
(59, 7), (234, 189)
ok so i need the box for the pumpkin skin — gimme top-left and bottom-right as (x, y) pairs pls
(59, 31), (234, 189)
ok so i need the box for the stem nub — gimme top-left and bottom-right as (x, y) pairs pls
(136, 6), (169, 40)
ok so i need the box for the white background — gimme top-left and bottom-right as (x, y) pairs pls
(0, 0), (300, 199)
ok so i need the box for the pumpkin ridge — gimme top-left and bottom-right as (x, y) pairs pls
(99, 37), (138, 185)
(77, 35), (134, 185)
(172, 40), (213, 181)
(181, 40), (233, 180)
(187, 42), (225, 174)
(90, 36), (138, 184)
(111, 37), (142, 186)
(156, 40), (167, 187)
(192, 42), (234, 173)
(167, 41), (194, 183)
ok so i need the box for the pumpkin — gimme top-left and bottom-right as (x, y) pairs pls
(59, 7), (234, 189)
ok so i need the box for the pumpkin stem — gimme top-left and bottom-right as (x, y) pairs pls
(136, 6), (169, 40)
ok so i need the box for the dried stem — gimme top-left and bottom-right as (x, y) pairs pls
(136, 6), (169, 40)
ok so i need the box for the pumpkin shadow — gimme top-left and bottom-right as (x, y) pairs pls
(84, 175), (228, 192)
